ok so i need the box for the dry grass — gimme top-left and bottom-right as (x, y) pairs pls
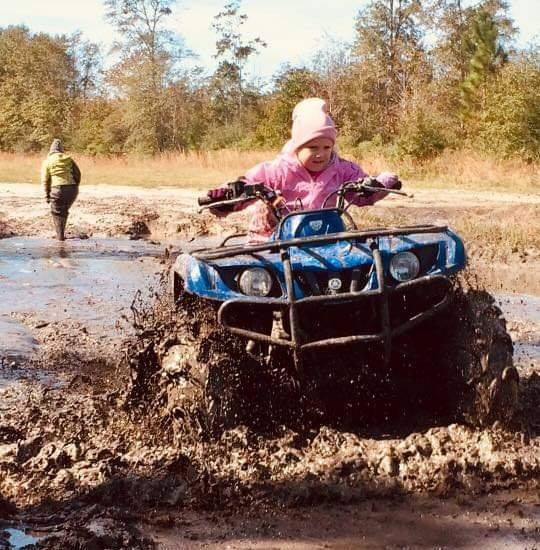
(354, 149), (539, 193)
(354, 203), (540, 261)
(0, 150), (273, 187)
(399, 150), (540, 192)
(0, 149), (538, 193)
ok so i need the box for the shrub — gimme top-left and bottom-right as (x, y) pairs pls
(395, 109), (447, 161)
(477, 54), (540, 161)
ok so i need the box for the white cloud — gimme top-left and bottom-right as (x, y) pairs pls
(2, 0), (114, 44)
(508, 0), (540, 46)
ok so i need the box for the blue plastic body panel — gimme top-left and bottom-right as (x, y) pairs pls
(173, 209), (466, 303)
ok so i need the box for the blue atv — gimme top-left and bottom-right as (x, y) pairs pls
(163, 180), (518, 433)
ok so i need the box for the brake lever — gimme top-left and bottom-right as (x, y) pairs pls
(361, 185), (414, 198)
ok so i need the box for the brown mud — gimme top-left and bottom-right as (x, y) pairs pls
(0, 183), (539, 549)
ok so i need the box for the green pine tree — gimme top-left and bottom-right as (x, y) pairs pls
(459, 10), (506, 123)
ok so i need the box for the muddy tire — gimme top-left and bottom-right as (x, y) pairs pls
(158, 293), (286, 437)
(456, 290), (518, 426)
(158, 293), (239, 436)
(396, 288), (519, 427)
(161, 343), (244, 437)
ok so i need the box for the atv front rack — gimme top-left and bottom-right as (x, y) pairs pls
(193, 225), (454, 364)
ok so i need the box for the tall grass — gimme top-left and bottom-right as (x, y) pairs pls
(397, 150), (540, 191)
(0, 149), (538, 192)
(0, 150), (274, 188)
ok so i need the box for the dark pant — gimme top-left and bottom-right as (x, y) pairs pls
(50, 185), (78, 217)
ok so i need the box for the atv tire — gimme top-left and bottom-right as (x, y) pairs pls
(160, 293), (297, 437)
(162, 341), (247, 437)
(159, 296), (246, 437)
(395, 288), (519, 427)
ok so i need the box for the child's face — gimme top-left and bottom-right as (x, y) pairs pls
(296, 137), (334, 172)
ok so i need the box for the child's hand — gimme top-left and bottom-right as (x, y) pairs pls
(376, 172), (401, 189)
(206, 187), (231, 217)
(207, 187), (229, 200)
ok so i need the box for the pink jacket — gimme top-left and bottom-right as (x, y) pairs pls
(241, 152), (396, 239)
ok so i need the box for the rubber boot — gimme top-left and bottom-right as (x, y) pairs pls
(60, 214), (68, 240)
(52, 214), (66, 241)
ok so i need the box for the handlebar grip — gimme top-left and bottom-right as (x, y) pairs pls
(197, 195), (214, 206)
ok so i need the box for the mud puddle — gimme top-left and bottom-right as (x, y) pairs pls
(0, 236), (168, 413)
(0, 237), (165, 360)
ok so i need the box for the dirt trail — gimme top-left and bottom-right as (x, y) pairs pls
(0, 183), (539, 549)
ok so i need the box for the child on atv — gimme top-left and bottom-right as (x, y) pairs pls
(165, 98), (517, 433)
(206, 97), (401, 240)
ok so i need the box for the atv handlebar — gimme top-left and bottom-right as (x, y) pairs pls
(197, 180), (249, 206)
(198, 181), (286, 214)
(197, 195), (215, 206)
(360, 183), (410, 197)
(199, 177), (412, 215)
(322, 178), (412, 209)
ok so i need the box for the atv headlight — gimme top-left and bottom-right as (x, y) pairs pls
(389, 251), (420, 282)
(238, 268), (272, 296)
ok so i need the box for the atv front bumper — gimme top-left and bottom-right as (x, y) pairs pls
(216, 246), (453, 364)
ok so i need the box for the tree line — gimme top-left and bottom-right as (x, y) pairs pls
(0, 0), (538, 161)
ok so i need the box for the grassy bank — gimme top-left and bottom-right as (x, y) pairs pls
(0, 149), (538, 193)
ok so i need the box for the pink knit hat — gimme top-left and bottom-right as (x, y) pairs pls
(282, 98), (337, 154)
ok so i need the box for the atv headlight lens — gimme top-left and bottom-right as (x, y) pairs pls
(238, 268), (273, 296)
(389, 251), (420, 282)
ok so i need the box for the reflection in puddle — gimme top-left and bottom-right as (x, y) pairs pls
(5, 528), (40, 549)
(0, 316), (37, 360)
(498, 293), (540, 325)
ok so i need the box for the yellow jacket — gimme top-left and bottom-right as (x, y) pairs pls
(41, 153), (81, 192)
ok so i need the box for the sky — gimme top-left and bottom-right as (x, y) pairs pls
(2, 0), (539, 83)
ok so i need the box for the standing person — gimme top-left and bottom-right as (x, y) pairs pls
(205, 98), (401, 240)
(41, 138), (81, 241)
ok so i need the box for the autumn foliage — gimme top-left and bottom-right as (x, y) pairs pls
(0, 0), (538, 164)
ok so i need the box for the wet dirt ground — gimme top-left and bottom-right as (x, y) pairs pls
(0, 183), (539, 549)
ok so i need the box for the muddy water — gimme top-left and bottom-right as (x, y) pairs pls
(0, 237), (165, 361)
(498, 293), (540, 370)
(0, 235), (538, 370)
